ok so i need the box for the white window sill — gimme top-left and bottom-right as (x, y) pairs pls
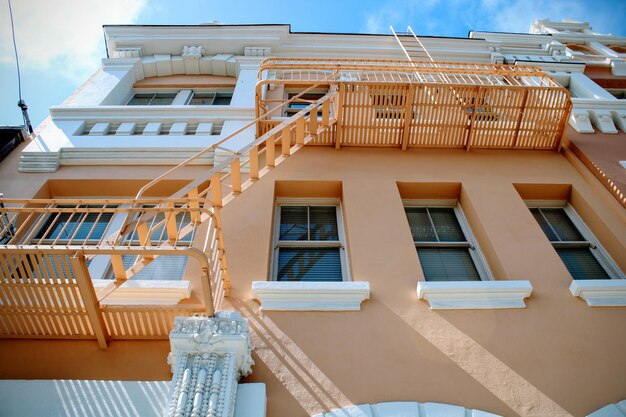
(93, 279), (191, 305)
(570, 279), (626, 307)
(416, 280), (533, 309)
(252, 281), (370, 311)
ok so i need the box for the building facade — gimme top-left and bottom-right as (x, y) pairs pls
(0, 19), (625, 417)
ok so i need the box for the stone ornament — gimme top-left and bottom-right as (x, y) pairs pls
(165, 313), (254, 417)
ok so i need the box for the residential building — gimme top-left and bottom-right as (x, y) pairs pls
(0, 18), (625, 417)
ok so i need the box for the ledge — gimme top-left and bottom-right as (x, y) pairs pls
(570, 279), (626, 307)
(416, 280), (533, 309)
(93, 279), (191, 305)
(251, 281), (370, 311)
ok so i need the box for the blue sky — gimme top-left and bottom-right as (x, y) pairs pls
(1, 0), (626, 128)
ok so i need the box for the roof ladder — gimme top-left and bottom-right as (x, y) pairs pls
(390, 25), (433, 62)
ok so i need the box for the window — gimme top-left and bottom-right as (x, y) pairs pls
(127, 93), (177, 105)
(187, 92), (232, 105)
(272, 201), (348, 281)
(371, 92), (404, 120)
(35, 205), (116, 243)
(105, 206), (193, 280)
(285, 93), (325, 116)
(529, 205), (625, 280)
(404, 204), (492, 281)
(127, 90), (233, 106)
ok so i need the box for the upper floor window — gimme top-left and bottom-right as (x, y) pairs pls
(529, 205), (625, 280)
(127, 93), (177, 106)
(285, 92), (326, 116)
(187, 92), (232, 105)
(272, 200), (348, 281)
(127, 89), (233, 106)
(404, 204), (492, 281)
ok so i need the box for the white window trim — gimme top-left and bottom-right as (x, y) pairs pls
(253, 198), (370, 311)
(92, 279), (191, 305)
(527, 201), (626, 307)
(403, 199), (494, 281)
(406, 200), (533, 309)
(270, 197), (350, 282)
(527, 201), (625, 280)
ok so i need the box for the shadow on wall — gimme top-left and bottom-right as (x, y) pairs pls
(0, 380), (169, 417)
(231, 297), (575, 417)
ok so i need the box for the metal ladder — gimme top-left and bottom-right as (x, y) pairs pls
(390, 26), (433, 62)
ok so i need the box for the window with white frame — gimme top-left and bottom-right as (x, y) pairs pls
(34, 204), (116, 244)
(529, 204), (625, 280)
(404, 203), (492, 281)
(103, 205), (193, 281)
(271, 200), (348, 282)
(127, 89), (233, 106)
(127, 92), (177, 105)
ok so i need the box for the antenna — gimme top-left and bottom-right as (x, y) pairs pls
(7, 0), (34, 134)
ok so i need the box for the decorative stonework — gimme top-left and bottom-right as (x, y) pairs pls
(164, 313), (254, 417)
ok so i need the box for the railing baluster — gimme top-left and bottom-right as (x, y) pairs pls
(266, 134), (276, 167)
(230, 159), (242, 193)
(211, 172), (223, 207)
(281, 126), (291, 156)
(249, 147), (259, 180)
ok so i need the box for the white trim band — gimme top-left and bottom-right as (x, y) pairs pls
(93, 279), (191, 305)
(417, 280), (533, 309)
(252, 281), (370, 311)
(570, 279), (626, 307)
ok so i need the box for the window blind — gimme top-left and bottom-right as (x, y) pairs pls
(277, 248), (342, 281)
(556, 248), (610, 280)
(417, 248), (481, 281)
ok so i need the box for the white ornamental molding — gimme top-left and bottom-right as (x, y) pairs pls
(587, 399), (626, 417)
(313, 401), (502, 417)
(164, 313), (254, 417)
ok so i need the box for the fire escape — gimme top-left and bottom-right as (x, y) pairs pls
(0, 33), (571, 348)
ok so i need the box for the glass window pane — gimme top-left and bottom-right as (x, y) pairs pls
(149, 93), (176, 105)
(405, 207), (436, 242)
(106, 255), (187, 280)
(541, 208), (583, 241)
(556, 248), (610, 280)
(417, 247), (481, 281)
(279, 206), (308, 241)
(309, 206), (338, 241)
(127, 93), (154, 105)
(188, 93), (216, 105)
(429, 208), (466, 242)
(36, 206), (113, 241)
(530, 208), (559, 241)
(213, 93), (232, 105)
(277, 248), (342, 281)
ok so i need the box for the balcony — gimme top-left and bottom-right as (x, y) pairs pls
(0, 198), (226, 347)
(256, 58), (572, 150)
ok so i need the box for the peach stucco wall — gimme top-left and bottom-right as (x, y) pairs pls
(1, 144), (626, 417)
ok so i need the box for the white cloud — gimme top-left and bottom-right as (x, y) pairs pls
(0, 0), (148, 81)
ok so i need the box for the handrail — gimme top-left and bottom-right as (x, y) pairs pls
(133, 73), (338, 201)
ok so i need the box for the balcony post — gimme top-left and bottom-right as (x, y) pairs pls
(70, 253), (110, 349)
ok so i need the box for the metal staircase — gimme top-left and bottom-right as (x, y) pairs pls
(112, 90), (339, 287)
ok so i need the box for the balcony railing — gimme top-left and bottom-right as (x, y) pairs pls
(0, 198), (225, 347)
(257, 58), (572, 150)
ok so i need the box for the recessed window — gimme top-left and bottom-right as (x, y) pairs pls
(127, 93), (177, 105)
(187, 92), (233, 106)
(35, 205), (115, 243)
(529, 205), (625, 280)
(272, 201), (348, 282)
(404, 204), (492, 281)
(285, 93), (326, 116)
